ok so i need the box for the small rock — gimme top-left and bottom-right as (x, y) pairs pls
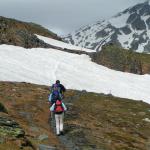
(12, 88), (16, 92)
(107, 139), (112, 145)
(122, 127), (126, 131)
(95, 122), (102, 127)
(138, 112), (146, 116)
(0, 137), (5, 144)
(143, 118), (150, 123)
(135, 124), (140, 128)
(39, 144), (56, 150)
(0, 116), (25, 138)
(30, 126), (39, 132)
(38, 134), (49, 141)
(37, 88), (43, 91)
(130, 112), (136, 116)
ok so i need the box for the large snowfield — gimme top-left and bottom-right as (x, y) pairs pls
(0, 36), (150, 104)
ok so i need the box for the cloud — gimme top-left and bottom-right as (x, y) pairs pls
(0, 0), (145, 35)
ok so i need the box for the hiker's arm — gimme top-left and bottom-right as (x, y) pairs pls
(62, 103), (67, 111)
(48, 94), (52, 102)
(50, 103), (55, 111)
(61, 84), (66, 92)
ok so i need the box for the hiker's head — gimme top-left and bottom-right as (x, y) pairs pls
(56, 80), (60, 84)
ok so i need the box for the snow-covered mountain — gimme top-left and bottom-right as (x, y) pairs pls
(0, 35), (150, 104)
(64, 1), (150, 53)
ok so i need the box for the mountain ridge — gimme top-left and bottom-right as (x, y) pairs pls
(64, 1), (150, 53)
(0, 16), (61, 48)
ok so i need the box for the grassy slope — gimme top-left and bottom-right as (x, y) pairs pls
(65, 91), (150, 150)
(0, 82), (150, 150)
(0, 82), (66, 150)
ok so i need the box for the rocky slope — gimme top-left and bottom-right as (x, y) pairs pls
(0, 16), (61, 48)
(89, 44), (150, 74)
(0, 82), (66, 150)
(64, 1), (150, 53)
(0, 81), (150, 150)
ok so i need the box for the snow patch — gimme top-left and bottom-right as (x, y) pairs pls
(36, 34), (95, 53)
(0, 44), (150, 104)
(109, 13), (130, 28)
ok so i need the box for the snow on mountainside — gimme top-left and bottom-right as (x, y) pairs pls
(64, 1), (150, 53)
(0, 40), (150, 104)
(36, 34), (95, 53)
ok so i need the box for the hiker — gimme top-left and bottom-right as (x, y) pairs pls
(51, 80), (66, 98)
(50, 99), (67, 136)
(48, 86), (62, 105)
(48, 84), (63, 119)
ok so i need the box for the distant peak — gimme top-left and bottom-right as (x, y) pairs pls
(144, 0), (150, 5)
(145, 0), (150, 2)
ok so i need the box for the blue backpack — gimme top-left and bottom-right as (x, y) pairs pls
(51, 84), (61, 93)
(49, 90), (62, 104)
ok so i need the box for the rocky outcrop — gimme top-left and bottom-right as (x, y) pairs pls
(0, 112), (34, 149)
(0, 116), (25, 138)
(0, 29), (51, 48)
(0, 16), (61, 48)
(90, 44), (150, 74)
(0, 103), (7, 113)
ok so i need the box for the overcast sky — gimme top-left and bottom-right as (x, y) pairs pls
(0, 0), (145, 35)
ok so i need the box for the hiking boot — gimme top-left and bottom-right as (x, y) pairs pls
(60, 131), (64, 135)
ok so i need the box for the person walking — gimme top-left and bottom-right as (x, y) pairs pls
(48, 84), (62, 105)
(50, 99), (67, 136)
(51, 80), (66, 98)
